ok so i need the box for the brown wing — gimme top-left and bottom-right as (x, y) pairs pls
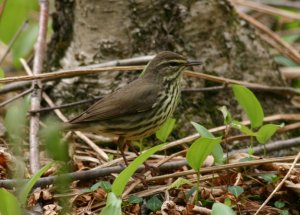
(69, 78), (160, 123)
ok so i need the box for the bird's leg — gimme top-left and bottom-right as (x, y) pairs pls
(118, 136), (129, 166)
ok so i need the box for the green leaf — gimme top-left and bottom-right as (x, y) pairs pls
(128, 195), (143, 204)
(191, 122), (224, 164)
(18, 162), (53, 206)
(0, 0), (38, 43)
(186, 137), (222, 171)
(274, 200), (285, 209)
(187, 187), (197, 200)
(168, 177), (192, 190)
(218, 106), (232, 124)
(231, 121), (255, 136)
(5, 99), (29, 145)
(212, 203), (235, 215)
(100, 192), (122, 215)
(224, 198), (232, 207)
(40, 118), (68, 162)
(255, 124), (281, 144)
(146, 196), (162, 212)
(260, 174), (278, 183)
(0, 68), (5, 78)
(232, 85), (264, 129)
(12, 23), (38, 67)
(91, 181), (111, 193)
(112, 143), (166, 196)
(156, 118), (176, 142)
(280, 210), (289, 215)
(0, 188), (21, 215)
(274, 55), (298, 67)
(282, 34), (300, 44)
(191, 121), (214, 138)
(228, 186), (244, 198)
(239, 157), (254, 162)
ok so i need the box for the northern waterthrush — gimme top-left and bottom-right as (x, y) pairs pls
(66, 51), (200, 162)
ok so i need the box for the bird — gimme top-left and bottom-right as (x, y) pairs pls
(65, 51), (201, 164)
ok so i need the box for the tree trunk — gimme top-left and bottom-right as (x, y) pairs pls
(46, 0), (294, 139)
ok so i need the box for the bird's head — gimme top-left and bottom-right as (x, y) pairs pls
(142, 51), (201, 81)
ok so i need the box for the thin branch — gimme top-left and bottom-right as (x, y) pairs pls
(0, 0), (7, 18)
(0, 20), (29, 65)
(29, 0), (48, 173)
(232, 0), (300, 20)
(21, 59), (109, 164)
(0, 66), (299, 96)
(255, 0), (300, 10)
(0, 87), (33, 107)
(280, 67), (300, 79)
(29, 95), (103, 114)
(232, 136), (300, 155)
(254, 152), (300, 215)
(237, 11), (300, 65)
(0, 156), (296, 190)
(0, 81), (31, 95)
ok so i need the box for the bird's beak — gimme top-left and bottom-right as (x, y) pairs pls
(186, 60), (202, 66)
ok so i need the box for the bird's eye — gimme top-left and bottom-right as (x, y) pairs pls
(169, 62), (179, 67)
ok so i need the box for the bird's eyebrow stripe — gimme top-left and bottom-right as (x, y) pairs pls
(156, 59), (187, 67)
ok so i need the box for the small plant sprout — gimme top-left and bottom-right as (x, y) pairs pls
(231, 85), (282, 156)
(186, 123), (222, 204)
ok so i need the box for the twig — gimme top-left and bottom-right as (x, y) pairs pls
(29, 96), (103, 113)
(21, 59), (109, 163)
(160, 113), (300, 152)
(29, 0), (49, 173)
(0, 81), (31, 95)
(0, 0), (8, 18)
(255, 0), (300, 10)
(237, 11), (300, 65)
(0, 55), (153, 95)
(146, 155), (296, 183)
(0, 156), (296, 190)
(0, 66), (299, 96)
(231, 0), (300, 20)
(0, 87), (33, 107)
(254, 152), (300, 215)
(280, 67), (300, 79)
(123, 150), (186, 197)
(0, 20), (29, 65)
(232, 136), (300, 155)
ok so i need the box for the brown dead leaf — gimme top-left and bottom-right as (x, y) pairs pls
(43, 204), (62, 215)
(161, 200), (186, 215)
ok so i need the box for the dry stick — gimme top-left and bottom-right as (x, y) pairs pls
(20, 59), (109, 162)
(184, 71), (300, 96)
(0, 55), (153, 95)
(29, 0), (48, 173)
(0, 81), (31, 95)
(0, 87), (33, 107)
(254, 152), (300, 215)
(231, 0), (300, 20)
(258, 0), (300, 10)
(161, 114), (300, 152)
(280, 67), (300, 79)
(0, 20), (29, 65)
(0, 67), (299, 96)
(146, 156), (296, 183)
(122, 150), (187, 197)
(232, 136), (300, 155)
(238, 12), (300, 65)
(0, 0), (8, 17)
